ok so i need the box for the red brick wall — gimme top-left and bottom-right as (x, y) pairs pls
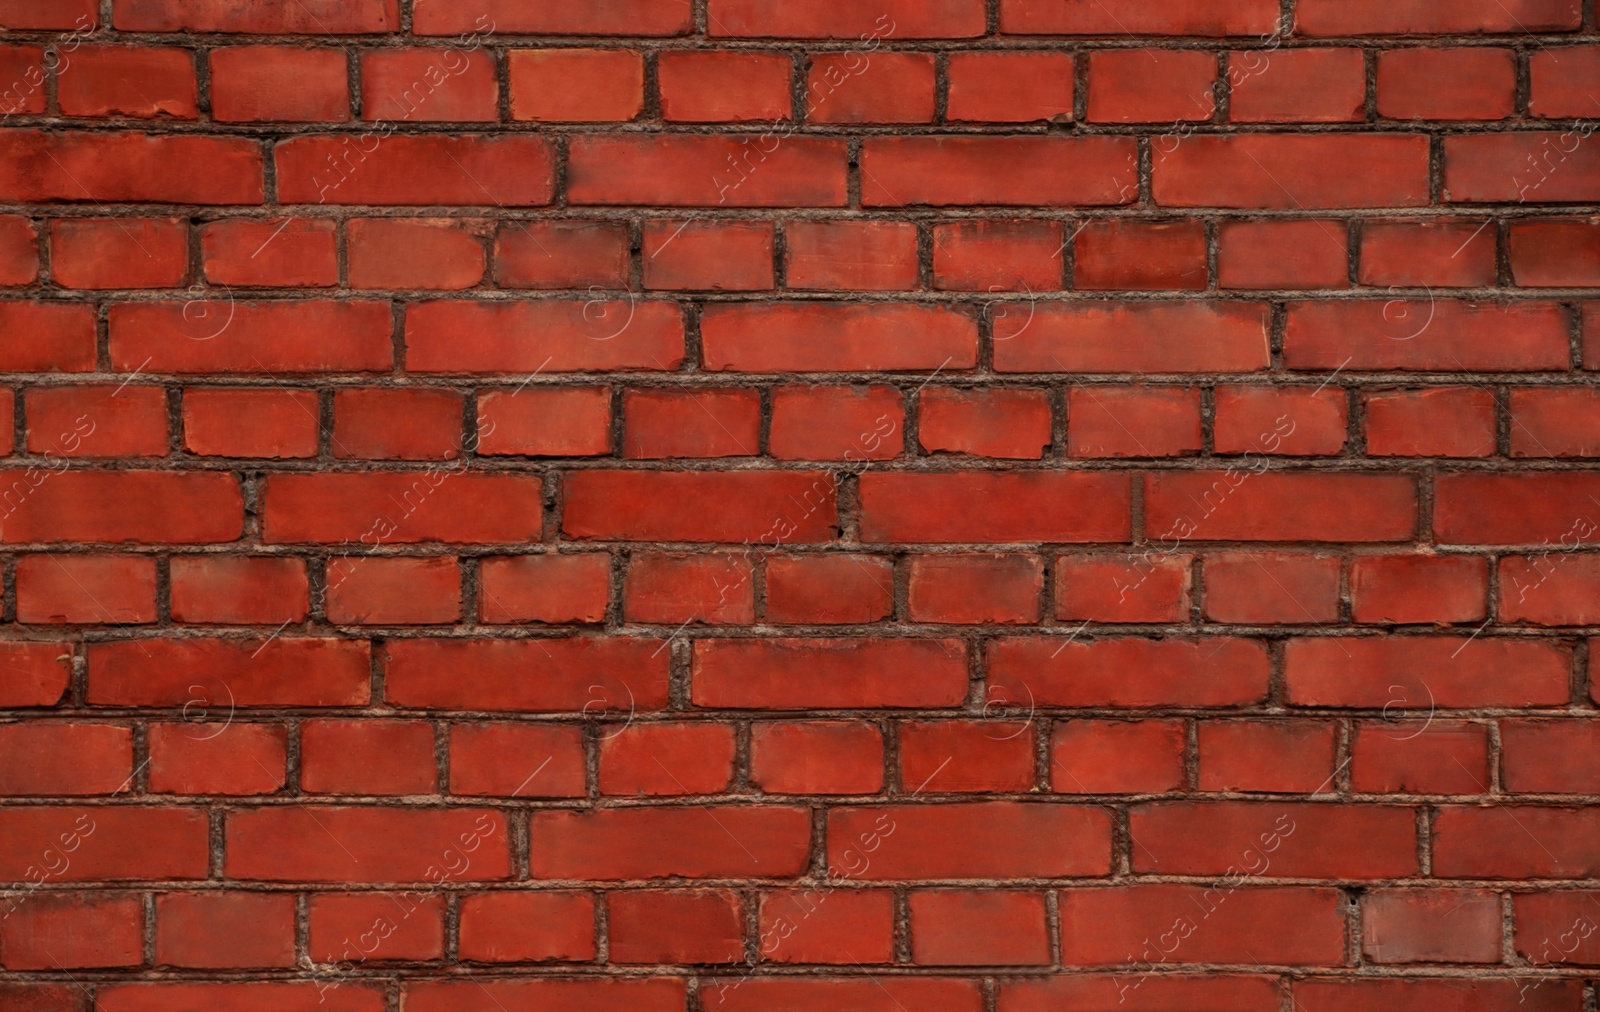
(1, 1), (1599, 1009)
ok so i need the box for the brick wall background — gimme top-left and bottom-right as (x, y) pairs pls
(1, 0), (1600, 1009)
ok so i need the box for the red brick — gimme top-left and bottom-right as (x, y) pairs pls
(1530, 45), (1600, 119)
(226, 807), (509, 883)
(49, 217), (187, 289)
(275, 135), (553, 206)
(1287, 637), (1569, 707)
(148, 721), (287, 796)
(784, 221), (918, 291)
(902, 720), (1034, 793)
(0, 471), (242, 545)
(907, 552), (1043, 624)
(0, 131), (263, 204)
(1435, 473), (1600, 545)
(1001, 0), (1278, 34)
(301, 718), (436, 795)
(1000, 975), (1279, 1011)
(643, 220), (774, 291)
(458, 892), (594, 962)
(1379, 48), (1516, 121)
(210, 46), (349, 123)
(1352, 554), (1487, 624)
(115, 0), (398, 32)
(829, 802), (1111, 879)
(861, 472), (1130, 543)
(0, 303), (94, 372)
(1149, 472), (1416, 543)
(862, 136), (1138, 207)
(477, 387), (612, 458)
(1515, 892), (1600, 966)
(510, 50), (643, 122)
(385, 638), (667, 713)
(1056, 552), (1192, 623)
(701, 303), (976, 372)
(764, 553), (895, 624)
(448, 723), (587, 797)
(1433, 805), (1600, 878)
(1352, 720), (1491, 795)
(359, 48), (497, 123)
(1060, 885), (1345, 965)
(112, 301), (392, 374)
(261, 473), (543, 544)
(406, 299), (684, 372)
(531, 806), (810, 879)
(989, 637), (1269, 708)
(624, 552), (752, 624)
(1295, 979), (1580, 1012)
(182, 389), (321, 459)
(16, 554), (157, 624)
(1068, 385), (1202, 457)
(1502, 720), (1600, 794)
(0, 643), (70, 708)
(1157, 136), (1431, 208)
(994, 301), (1271, 374)
(0, 216), (37, 285)
(478, 554), (611, 625)
(1088, 49), (1217, 123)
(1214, 386), (1348, 455)
(1132, 801), (1417, 878)
(609, 889), (740, 964)
(932, 219), (1063, 292)
(769, 385), (904, 461)
(495, 221), (630, 289)
(156, 892), (293, 969)
(660, 51), (791, 122)
(27, 383), (166, 458)
(1445, 132), (1600, 203)
(1075, 220), (1207, 290)
(1230, 48), (1365, 123)
(750, 721), (884, 795)
(1297, 0), (1580, 35)
(95, 982), (389, 1012)
(693, 638), (967, 709)
(1, 892), (143, 969)
(1511, 219), (1600, 288)
(601, 722), (735, 796)
(758, 887), (894, 963)
(0, 722), (130, 795)
(806, 52), (935, 124)
(568, 135), (847, 207)
(567, 470), (834, 543)
(201, 217), (337, 287)
(90, 638), (369, 707)
(1359, 219), (1498, 287)
(332, 388), (464, 461)
(947, 52), (1074, 123)
(1202, 551), (1341, 624)
(1199, 720), (1338, 793)
(1366, 388), (1497, 458)
(708, 0), (983, 37)
(912, 890), (1049, 966)
(348, 218), (485, 290)
(414, 0), (688, 35)
(309, 892), (445, 964)
(408, 980), (681, 1012)
(1218, 219), (1350, 290)
(708, 979), (978, 1012)
(920, 387), (1051, 459)
(1503, 554), (1600, 625)
(0, 806), (208, 882)
(1052, 719), (1186, 794)
(58, 46), (196, 119)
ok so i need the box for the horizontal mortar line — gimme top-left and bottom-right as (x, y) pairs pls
(9, 205), (1600, 219)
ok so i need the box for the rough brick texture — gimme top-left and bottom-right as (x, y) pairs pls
(0, 0), (1597, 1007)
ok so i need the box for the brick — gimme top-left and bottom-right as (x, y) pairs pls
(769, 385), (904, 461)
(702, 303), (977, 371)
(348, 218), (484, 290)
(95, 982), (388, 1012)
(806, 52), (935, 124)
(920, 387), (1051, 459)
(0, 131), (263, 204)
(1088, 49), (1217, 123)
(114, 0), (398, 32)
(708, 979), (979, 1012)
(261, 473), (544, 544)
(750, 721), (885, 794)
(1378, 48), (1516, 121)
(765, 553), (894, 624)
(912, 890), (1049, 965)
(0, 643), (76, 708)
(784, 220), (918, 291)
(0, 471), (242, 544)
(1515, 892), (1600, 966)
(601, 722), (735, 795)
(661, 51), (791, 122)
(0, 806), (209, 882)
(1056, 553), (1192, 623)
(994, 302), (1271, 373)
(1503, 554), (1600, 625)
(1068, 385), (1203, 457)
(210, 46), (349, 123)
(1075, 220), (1207, 290)
(932, 219), (1063, 292)
(1436, 474), (1600, 545)
(226, 807), (509, 883)
(309, 891), (445, 964)
(1296, 0), (1580, 35)
(1218, 219), (1350, 290)
(1201, 551), (1341, 624)
(947, 52), (1074, 123)
(49, 217), (187, 289)
(148, 721), (287, 796)
(414, 0), (689, 35)
(989, 637), (1270, 707)
(1198, 720), (1338, 793)
(1229, 48), (1366, 123)
(0, 216), (37, 285)
(707, 0), (983, 37)
(0, 722), (130, 795)
(406, 299), (684, 372)
(566, 470), (835, 543)
(111, 301), (393, 374)
(27, 383), (167, 458)
(1213, 386), (1348, 455)
(385, 638), (666, 713)
(200, 217), (337, 287)
(828, 803), (1111, 879)
(1366, 388), (1497, 458)
(300, 718), (437, 794)
(448, 723), (587, 797)
(624, 552), (753, 624)
(860, 472), (1130, 543)
(458, 892), (595, 962)
(90, 638), (370, 707)
(1145, 473), (1417, 542)
(1286, 637), (1570, 707)
(1059, 885), (1345, 965)
(862, 136), (1139, 206)
(1155, 136), (1431, 208)
(758, 887), (894, 963)
(332, 388), (464, 461)
(477, 554), (610, 625)
(1359, 219), (1498, 287)
(495, 221), (630, 289)
(16, 554), (157, 624)
(1351, 720), (1491, 795)
(1052, 719), (1186, 794)
(360, 49), (497, 123)
(182, 389), (321, 459)
(275, 135), (554, 206)
(156, 892), (294, 969)
(58, 46), (197, 119)
(1352, 554), (1487, 624)
(692, 638), (967, 709)
(609, 889), (740, 963)
(1300, 980), (1581, 1012)
(902, 720), (1035, 792)
(1131, 801), (1417, 878)
(907, 553), (1043, 624)
(1446, 132), (1600, 203)
(510, 49), (644, 122)
(1531, 46), (1600, 119)
(568, 135), (847, 207)
(1503, 720), (1600, 793)
(1, 892), (143, 969)
(1511, 219), (1600, 288)
(477, 387), (612, 457)
(0, 46), (45, 117)
(1000, 0), (1279, 34)
(0, 2), (95, 30)
(1433, 806), (1600, 878)
(407, 981), (682, 1012)
(643, 220), (773, 291)
(999, 976), (1280, 1012)
(531, 806), (810, 879)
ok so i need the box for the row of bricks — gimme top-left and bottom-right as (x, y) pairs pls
(10, 215), (1600, 292)
(7, 43), (1600, 126)
(10, 548), (1600, 628)
(22, 0), (1600, 39)
(4, 881), (1599, 971)
(4, 129), (1599, 207)
(4, 635), (1596, 710)
(15, 383), (1600, 462)
(8, 299), (1600, 374)
(0, 469), (1598, 547)
(0, 799), (1596, 881)
(4, 716), (1596, 798)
